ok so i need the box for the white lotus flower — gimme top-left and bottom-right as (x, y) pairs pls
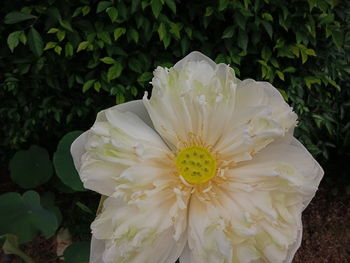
(71, 51), (323, 263)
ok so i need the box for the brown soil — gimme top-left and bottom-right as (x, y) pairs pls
(294, 182), (350, 263)
(1, 181), (349, 263)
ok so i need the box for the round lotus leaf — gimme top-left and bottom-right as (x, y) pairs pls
(9, 145), (53, 188)
(0, 191), (58, 243)
(64, 241), (90, 263)
(53, 131), (85, 191)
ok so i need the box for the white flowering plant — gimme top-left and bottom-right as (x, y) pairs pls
(71, 52), (323, 263)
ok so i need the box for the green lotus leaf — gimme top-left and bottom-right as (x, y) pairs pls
(0, 191), (58, 243)
(9, 145), (53, 189)
(64, 241), (90, 263)
(53, 131), (85, 191)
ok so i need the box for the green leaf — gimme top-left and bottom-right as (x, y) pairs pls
(218, 0), (229, 11)
(332, 30), (344, 48)
(114, 27), (126, 41)
(47, 7), (62, 21)
(277, 88), (288, 101)
(107, 7), (118, 22)
(82, 79), (95, 93)
(59, 20), (73, 32)
(65, 43), (74, 57)
(304, 76), (321, 89)
(27, 27), (44, 57)
(305, 48), (316, 56)
(97, 1), (112, 13)
(82, 6), (91, 16)
(165, 0), (176, 13)
(128, 57), (143, 73)
(77, 41), (89, 52)
(75, 201), (93, 214)
(7, 31), (22, 53)
(44, 41), (57, 51)
(64, 242), (90, 263)
(128, 28), (139, 43)
(94, 81), (101, 92)
(9, 145), (53, 189)
(53, 131), (85, 191)
(237, 29), (248, 51)
(222, 26), (234, 39)
(40, 192), (62, 225)
(158, 23), (167, 40)
(262, 21), (273, 39)
(235, 11), (246, 30)
(205, 7), (214, 16)
(98, 32), (112, 45)
(162, 34), (171, 49)
(4, 12), (37, 24)
(262, 12), (273, 21)
(137, 72), (153, 83)
(1, 234), (35, 263)
(131, 86), (138, 96)
(261, 45), (272, 60)
(151, 0), (163, 18)
(100, 57), (116, 64)
(283, 66), (296, 73)
(19, 31), (27, 44)
(57, 30), (66, 41)
(0, 191), (58, 243)
(131, 0), (141, 13)
(276, 70), (285, 81)
(170, 23), (182, 39)
(116, 93), (125, 104)
(107, 62), (123, 81)
(47, 28), (59, 34)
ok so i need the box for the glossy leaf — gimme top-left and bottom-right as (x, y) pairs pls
(9, 145), (53, 189)
(107, 62), (123, 81)
(53, 131), (85, 191)
(64, 242), (90, 263)
(4, 12), (36, 24)
(151, 0), (163, 18)
(0, 191), (58, 243)
(7, 31), (22, 52)
(27, 27), (44, 57)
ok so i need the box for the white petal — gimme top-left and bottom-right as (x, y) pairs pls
(174, 51), (217, 71)
(214, 135), (323, 262)
(184, 196), (234, 263)
(90, 237), (105, 263)
(214, 79), (297, 163)
(71, 131), (89, 173)
(143, 52), (238, 148)
(79, 160), (127, 196)
(143, 52), (296, 161)
(71, 100), (153, 173)
(228, 136), (324, 204)
(71, 100), (170, 196)
(91, 193), (188, 263)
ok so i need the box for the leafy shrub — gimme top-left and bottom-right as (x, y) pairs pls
(1, 0), (349, 168)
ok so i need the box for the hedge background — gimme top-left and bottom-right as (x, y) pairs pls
(0, 0), (349, 260)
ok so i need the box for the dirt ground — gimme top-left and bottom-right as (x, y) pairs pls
(0, 181), (349, 263)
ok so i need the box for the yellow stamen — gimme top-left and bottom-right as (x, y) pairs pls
(175, 146), (216, 184)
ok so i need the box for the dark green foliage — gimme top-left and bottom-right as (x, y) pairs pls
(0, 191), (59, 243)
(53, 131), (85, 191)
(9, 145), (53, 188)
(1, 0), (349, 172)
(64, 241), (91, 263)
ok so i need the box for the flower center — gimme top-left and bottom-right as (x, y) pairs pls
(175, 146), (216, 184)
